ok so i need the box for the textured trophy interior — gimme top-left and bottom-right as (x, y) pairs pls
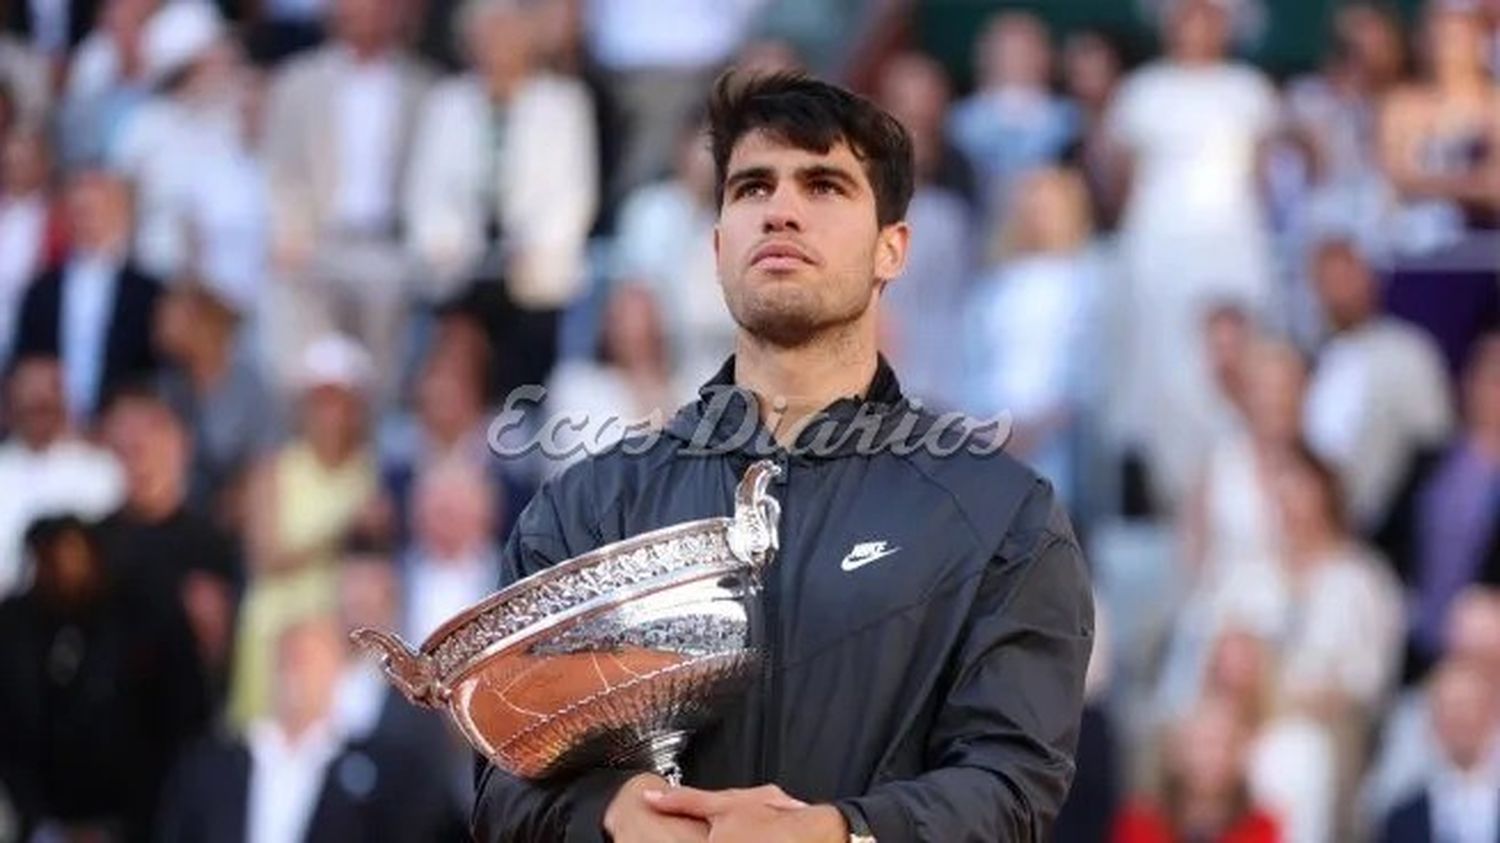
(444, 565), (762, 779)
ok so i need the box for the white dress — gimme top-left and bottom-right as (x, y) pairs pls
(1107, 60), (1281, 508)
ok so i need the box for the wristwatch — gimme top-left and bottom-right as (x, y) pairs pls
(835, 803), (877, 843)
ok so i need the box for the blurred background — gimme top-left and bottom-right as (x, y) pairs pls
(0, 0), (1496, 840)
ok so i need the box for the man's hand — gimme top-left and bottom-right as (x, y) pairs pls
(645, 785), (848, 843)
(603, 773), (711, 843)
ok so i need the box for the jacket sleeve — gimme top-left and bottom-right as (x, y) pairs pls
(470, 476), (636, 842)
(835, 485), (1095, 843)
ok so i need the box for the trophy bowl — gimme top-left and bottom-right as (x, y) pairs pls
(351, 460), (782, 784)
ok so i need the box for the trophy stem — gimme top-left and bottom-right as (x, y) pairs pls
(613, 730), (688, 787)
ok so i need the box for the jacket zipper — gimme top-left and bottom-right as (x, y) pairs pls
(758, 451), (790, 784)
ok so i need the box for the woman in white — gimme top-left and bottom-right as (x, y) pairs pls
(108, 2), (267, 299)
(966, 167), (1102, 508)
(404, 0), (598, 309)
(1107, 0), (1281, 511)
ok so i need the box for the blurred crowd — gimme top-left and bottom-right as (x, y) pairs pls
(0, 0), (1496, 840)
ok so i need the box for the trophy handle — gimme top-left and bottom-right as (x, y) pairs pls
(727, 460), (782, 569)
(350, 627), (448, 707)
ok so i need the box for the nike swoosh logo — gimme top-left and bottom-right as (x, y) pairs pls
(840, 542), (900, 572)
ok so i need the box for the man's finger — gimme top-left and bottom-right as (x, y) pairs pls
(644, 786), (731, 818)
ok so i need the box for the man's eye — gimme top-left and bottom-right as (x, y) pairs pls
(810, 180), (844, 196)
(735, 182), (771, 199)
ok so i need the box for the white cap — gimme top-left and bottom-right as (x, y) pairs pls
(297, 333), (374, 395)
(143, 2), (225, 85)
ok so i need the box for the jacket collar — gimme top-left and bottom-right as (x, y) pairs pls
(663, 354), (918, 460)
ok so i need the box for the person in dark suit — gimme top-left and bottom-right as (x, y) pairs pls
(13, 167), (160, 422)
(1376, 333), (1500, 684)
(157, 611), (461, 843)
(1379, 658), (1500, 843)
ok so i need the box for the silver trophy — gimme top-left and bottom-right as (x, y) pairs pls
(351, 460), (782, 785)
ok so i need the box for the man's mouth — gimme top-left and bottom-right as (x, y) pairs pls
(751, 242), (815, 269)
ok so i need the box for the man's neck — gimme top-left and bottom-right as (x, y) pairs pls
(733, 326), (879, 448)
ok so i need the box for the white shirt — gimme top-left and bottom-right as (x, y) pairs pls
(0, 437), (124, 597)
(406, 550), (498, 643)
(111, 97), (267, 294)
(1431, 758), (1500, 843)
(60, 253), (120, 419)
(246, 719), (342, 843)
(585, 0), (766, 70)
(334, 55), (402, 232)
(1305, 319), (1454, 526)
(0, 195), (47, 359)
(333, 660), (388, 742)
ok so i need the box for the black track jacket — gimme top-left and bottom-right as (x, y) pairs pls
(473, 356), (1095, 842)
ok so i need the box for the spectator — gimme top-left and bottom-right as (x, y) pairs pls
(335, 545), (468, 833)
(110, 1), (267, 299)
(160, 611), (458, 842)
(1183, 339), (1305, 584)
(13, 167), (161, 422)
(0, 356), (122, 599)
(1379, 657), (1500, 843)
(948, 11), (1074, 221)
(1202, 302), (1259, 426)
(0, 129), (60, 367)
(97, 389), (242, 705)
(1113, 694), (1280, 843)
(233, 333), (379, 726)
(585, 0), (765, 201)
(609, 112), (733, 397)
(1280, 2), (1406, 257)
(1060, 28), (1128, 232)
(1377, 333), (1500, 680)
(153, 280), (274, 526)
(0, 13), (49, 126)
(260, 0), (434, 404)
(1380, 1), (1500, 378)
(58, 0), (157, 167)
(405, 0), (599, 393)
(1364, 588), (1500, 831)
(0, 515), (207, 841)
(401, 458), (500, 642)
(966, 167), (1101, 506)
(1303, 238), (1453, 530)
(379, 332), (520, 547)
(1106, 0), (1280, 511)
(875, 51), (979, 410)
(543, 283), (675, 477)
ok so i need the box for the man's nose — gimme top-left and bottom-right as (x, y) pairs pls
(761, 187), (804, 233)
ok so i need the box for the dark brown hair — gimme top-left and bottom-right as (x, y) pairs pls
(707, 71), (915, 227)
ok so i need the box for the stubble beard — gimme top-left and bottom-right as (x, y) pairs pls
(725, 268), (875, 350)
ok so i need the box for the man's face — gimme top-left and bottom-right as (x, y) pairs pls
(1313, 244), (1376, 331)
(104, 401), (188, 517)
(6, 358), (67, 448)
(334, 0), (402, 54)
(714, 131), (907, 348)
(65, 171), (130, 254)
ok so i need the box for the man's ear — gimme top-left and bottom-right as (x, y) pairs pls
(874, 221), (910, 285)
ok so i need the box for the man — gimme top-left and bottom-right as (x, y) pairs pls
(13, 167), (161, 422)
(261, 0), (433, 403)
(158, 611), (459, 842)
(0, 515), (205, 840)
(0, 356), (122, 598)
(1304, 237), (1453, 531)
(1379, 657), (1500, 843)
(98, 389), (242, 704)
(473, 72), (1093, 842)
